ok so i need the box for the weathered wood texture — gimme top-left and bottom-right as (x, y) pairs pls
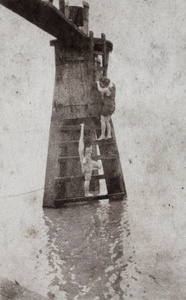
(44, 119), (127, 206)
(59, 0), (65, 13)
(96, 121), (127, 196)
(57, 120), (100, 199)
(55, 192), (125, 207)
(1, 0), (126, 206)
(0, 0), (113, 51)
(43, 40), (126, 206)
(43, 112), (64, 207)
(43, 118), (100, 206)
(63, 0), (90, 35)
(51, 43), (104, 119)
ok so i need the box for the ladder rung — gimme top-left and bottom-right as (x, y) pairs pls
(63, 117), (98, 125)
(92, 66), (104, 71)
(59, 139), (114, 145)
(60, 140), (79, 144)
(55, 174), (105, 182)
(54, 192), (125, 206)
(60, 125), (100, 131)
(93, 51), (103, 55)
(58, 154), (117, 161)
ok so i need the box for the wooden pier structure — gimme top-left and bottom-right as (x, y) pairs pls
(1, 0), (127, 207)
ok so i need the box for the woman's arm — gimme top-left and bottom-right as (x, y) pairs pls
(96, 81), (111, 96)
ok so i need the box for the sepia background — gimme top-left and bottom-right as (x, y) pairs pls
(0, 0), (186, 299)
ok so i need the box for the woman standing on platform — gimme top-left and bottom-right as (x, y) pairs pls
(66, 0), (84, 27)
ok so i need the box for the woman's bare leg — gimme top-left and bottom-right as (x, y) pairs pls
(98, 115), (106, 140)
(105, 116), (112, 139)
(84, 180), (93, 196)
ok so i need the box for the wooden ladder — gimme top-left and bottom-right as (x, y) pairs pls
(89, 31), (109, 78)
(54, 117), (126, 207)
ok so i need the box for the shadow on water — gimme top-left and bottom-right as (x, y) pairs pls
(44, 198), (130, 299)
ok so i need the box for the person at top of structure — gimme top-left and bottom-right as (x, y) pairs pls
(66, 0), (84, 27)
(96, 76), (116, 140)
(94, 56), (102, 81)
(78, 124), (101, 197)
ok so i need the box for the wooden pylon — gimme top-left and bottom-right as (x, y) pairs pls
(43, 36), (126, 207)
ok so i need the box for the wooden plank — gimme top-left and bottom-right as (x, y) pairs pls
(1, 0), (86, 48)
(51, 37), (113, 52)
(1, 0), (113, 51)
(60, 140), (80, 144)
(58, 154), (117, 161)
(89, 31), (94, 58)
(55, 174), (105, 182)
(89, 30), (95, 79)
(101, 33), (107, 76)
(60, 125), (100, 131)
(93, 50), (103, 55)
(54, 192), (125, 206)
(63, 116), (98, 125)
(59, 0), (65, 13)
(59, 139), (115, 146)
(98, 121), (127, 196)
(93, 37), (112, 52)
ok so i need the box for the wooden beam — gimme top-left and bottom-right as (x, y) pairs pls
(55, 174), (105, 182)
(58, 154), (117, 161)
(1, 0), (86, 48)
(60, 124), (99, 131)
(59, 139), (114, 144)
(101, 33), (108, 76)
(89, 30), (94, 78)
(54, 192), (125, 206)
(59, 0), (65, 13)
(1, 0), (113, 51)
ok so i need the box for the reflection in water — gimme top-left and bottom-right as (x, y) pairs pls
(44, 215), (68, 299)
(44, 198), (129, 299)
(96, 199), (110, 238)
(0, 193), (69, 298)
(1, 194), (143, 299)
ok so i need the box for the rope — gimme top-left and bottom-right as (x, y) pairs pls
(0, 188), (44, 199)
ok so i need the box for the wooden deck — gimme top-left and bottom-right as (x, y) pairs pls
(1, 0), (113, 51)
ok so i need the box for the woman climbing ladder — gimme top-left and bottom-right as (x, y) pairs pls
(96, 76), (116, 140)
(78, 124), (101, 197)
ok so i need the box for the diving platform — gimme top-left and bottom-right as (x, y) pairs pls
(1, 0), (127, 207)
(0, 0), (113, 51)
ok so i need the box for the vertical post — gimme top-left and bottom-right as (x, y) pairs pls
(59, 0), (65, 13)
(89, 31), (94, 60)
(89, 31), (95, 80)
(101, 33), (108, 76)
(81, 1), (89, 35)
